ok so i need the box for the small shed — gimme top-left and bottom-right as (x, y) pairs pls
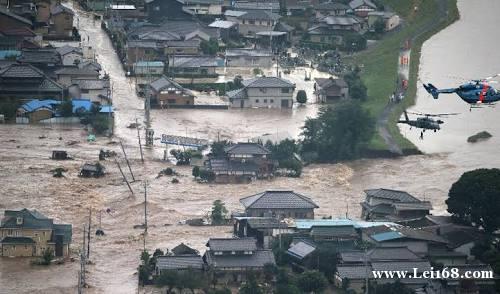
(51, 150), (70, 160)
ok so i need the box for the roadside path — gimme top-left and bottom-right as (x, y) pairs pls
(376, 0), (449, 154)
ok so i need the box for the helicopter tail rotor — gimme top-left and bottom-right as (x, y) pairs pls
(423, 83), (439, 99)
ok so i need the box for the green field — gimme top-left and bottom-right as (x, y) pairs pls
(348, 0), (459, 152)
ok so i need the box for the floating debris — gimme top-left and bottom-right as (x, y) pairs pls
(467, 131), (492, 143)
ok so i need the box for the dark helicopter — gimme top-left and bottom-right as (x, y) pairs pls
(398, 111), (458, 139)
(423, 74), (500, 109)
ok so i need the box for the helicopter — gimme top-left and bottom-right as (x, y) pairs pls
(398, 110), (458, 139)
(423, 73), (500, 109)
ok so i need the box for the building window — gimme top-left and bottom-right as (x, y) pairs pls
(281, 88), (290, 93)
(263, 99), (267, 103)
(255, 99), (259, 103)
(270, 99), (274, 103)
(249, 20), (255, 25)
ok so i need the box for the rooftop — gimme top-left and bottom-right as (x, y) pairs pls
(322, 15), (360, 26)
(240, 190), (319, 210)
(292, 219), (398, 230)
(242, 76), (295, 88)
(205, 249), (275, 268)
(349, 0), (377, 10)
(337, 265), (374, 279)
(50, 4), (74, 15)
(207, 237), (257, 252)
(287, 241), (316, 259)
(169, 55), (222, 68)
(149, 76), (193, 96)
(364, 188), (420, 202)
(225, 142), (270, 155)
(310, 225), (357, 238)
(226, 48), (272, 57)
(237, 10), (280, 21)
(56, 45), (83, 56)
(18, 49), (61, 64)
(156, 255), (204, 270)
(209, 20), (237, 29)
(0, 6), (32, 26)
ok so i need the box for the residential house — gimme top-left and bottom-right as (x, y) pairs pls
(440, 264), (496, 293)
(233, 217), (281, 248)
(155, 255), (204, 275)
(171, 243), (199, 255)
(17, 48), (62, 74)
(145, 0), (186, 23)
(148, 76), (195, 107)
(231, 10), (281, 36)
(79, 60), (102, 73)
(227, 76), (295, 108)
(307, 25), (343, 45)
(49, 4), (74, 38)
(349, 0), (377, 18)
(55, 67), (100, 87)
(203, 237), (276, 282)
(240, 190), (319, 219)
(335, 265), (374, 293)
(209, 20), (238, 40)
(310, 225), (357, 242)
(339, 246), (422, 265)
(133, 61), (165, 76)
(177, 0), (222, 16)
(125, 40), (161, 72)
(0, 6), (32, 31)
(0, 63), (64, 99)
(319, 15), (362, 32)
(360, 188), (432, 222)
(34, 0), (51, 25)
(225, 48), (273, 67)
(56, 45), (83, 66)
(315, 77), (349, 102)
(367, 11), (400, 31)
(0, 208), (72, 257)
(206, 142), (274, 183)
(361, 225), (448, 256)
(69, 78), (110, 103)
(16, 99), (60, 122)
(423, 224), (485, 259)
(286, 239), (316, 260)
(274, 22), (295, 42)
(168, 55), (221, 76)
(164, 40), (201, 56)
(314, 2), (349, 18)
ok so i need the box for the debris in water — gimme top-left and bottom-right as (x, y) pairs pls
(51, 167), (67, 178)
(51, 150), (71, 160)
(127, 123), (139, 129)
(467, 131), (492, 143)
(79, 163), (105, 178)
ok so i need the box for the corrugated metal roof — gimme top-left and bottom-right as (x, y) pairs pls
(287, 241), (316, 259)
(156, 255), (204, 270)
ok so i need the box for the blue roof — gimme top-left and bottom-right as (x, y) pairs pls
(293, 219), (397, 230)
(99, 105), (114, 113)
(0, 50), (21, 60)
(134, 61), (164, 67)
(72, 99), (92, 113)
(21, 99), (60, 112)
(371, 231), (404, 242)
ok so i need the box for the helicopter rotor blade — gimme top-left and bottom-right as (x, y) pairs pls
(407, 110), (459, 117)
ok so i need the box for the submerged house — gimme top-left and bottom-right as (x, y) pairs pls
(227, 76), (295, 109)
(315, 77), (349, 102)
(240, 190), (319, 219)
(0, 209), (72, 257)
(148, 76), (195, 107)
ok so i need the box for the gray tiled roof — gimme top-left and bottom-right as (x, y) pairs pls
(130, 21), (218, 41)
(0, 6), (32, 26)
(156, 255), (204, 270)
(170, 55), (221, 68)
(172, 243), (199, 255)
(237, 10), (281, 21)
(339, 251), (366, 263)
(166, 40), (201, 47)
(233, 2), (280, 11)
(242, 77), (295, 88)
(371, 261), (432, 273)
(225, 142), (270, 155)
(1, 236), (36, 244)
(56, 45), (82, 56)
(149, 76), (193, 96)
(205, 249), (275, 268)
(207, 237), (257, 252)
(337, 265), (374, 279)
(393, 201), (432, 211)
(315, 77), (348, 89)
(310, 225), (357, 238)
(18, 49), (61, 64)
(364, 189), (420, 202)
(0, 63), (44, 78)
(287, 241), (316, 259)
(226, 88), (247, 99)
(349, 0), (377, 10)
(240, 190), (319, 210)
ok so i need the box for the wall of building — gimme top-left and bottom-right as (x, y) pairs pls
(165, 47), (199, 55)
(0, 228), (54, 257)
(237, 20), (275, 35)
(1, 243), (35, 257)
(51, 13), (73, 37)
(61, 52), (82, 66)
(246, 208), (314, 219)
(245, 87), (294, 108)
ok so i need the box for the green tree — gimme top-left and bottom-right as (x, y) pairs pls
(211, 200), (228, 225)
(374, 18), (386, 34)
(343, 34), (367, 52)
(344, 67), (367, 100)
(192, 166), (200, 178)
(297, 270), (328, 293)
(296, 90), (308, 104)
(276, 284), (301, 294)
(59, 99), (73, 117)
(301, 101), (375, 162)
(211, 140), (230, 158)
(446, 168), (500, 233)
(306, 246), (337, 281)
(41, 248), (54, 265)
(92, 115), (110, 134)
(263, 263), (277, 283)
(239, 273), (263, 294)
(199, 169), (216, 182)
(156, 270), (178, 293)
(200, 38), (220, 55)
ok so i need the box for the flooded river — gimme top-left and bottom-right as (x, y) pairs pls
(1, 0), (500, 293)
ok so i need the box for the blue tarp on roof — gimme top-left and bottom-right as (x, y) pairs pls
(293, 219), (398, 230)
(371, 231), (404, 242)
(99, 105), (113, 113)
(72, 99), (92, 113)
(0, 50), (21, 60)
(21, 99), (60, 112)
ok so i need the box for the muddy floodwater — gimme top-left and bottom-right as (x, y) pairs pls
(2, 0), (500, 293)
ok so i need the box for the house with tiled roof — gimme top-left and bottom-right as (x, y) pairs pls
(240, 190), (319, 219)
(56, 45), (83, 66)
(0, 6), (33, 31)
(315, 77), (349, 102)
(49, 4), (74, 38)
(360, 188), (433, 222)
(168, 55), (222, 77)
(17, 48), (62, 73)
(203, 237), (275, 282)
(0, 63), (64, 99)
(349, 0), (377, 17)
(155, 255), (204, 274)
(0, 209), (72, 257)
(227, 76), (295, 108)
(225, 48), (273, 68)
(148, 76), (195, 107)
(231, 10), (281, 36)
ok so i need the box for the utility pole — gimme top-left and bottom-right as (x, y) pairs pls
(136, 118), (144, 163)
(120, 140), (135, 181)
(144, 180), (148, 233)
(87, 209), (91, 259)
(115, 158), (134, 195)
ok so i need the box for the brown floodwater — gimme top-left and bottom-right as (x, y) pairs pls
(1, 0), (500, 293)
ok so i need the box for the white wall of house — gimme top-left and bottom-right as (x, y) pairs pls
(231, 87), (294, 109)
(61, 52), (83, 66)
(226, 56), (273, 67)
(237, 19), (276, 35)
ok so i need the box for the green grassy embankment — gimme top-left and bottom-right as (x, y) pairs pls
(347, 0), (459, 153)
